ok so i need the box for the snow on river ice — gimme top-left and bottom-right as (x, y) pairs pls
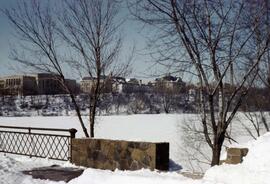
(0, 114), (188, 169)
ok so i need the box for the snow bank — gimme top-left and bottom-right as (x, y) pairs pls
(0, 154), (204, 184)
(0, 154), (66, 184)
(204, 132), (270, 184)
(69, 169), (202, 184)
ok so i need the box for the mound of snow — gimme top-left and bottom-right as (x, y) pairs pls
(243, 132), (270, 170)
(69, 169), (202, 184)
(0, 154), (204, 184)
(0, 154), (65, 184)
(204, 132), (270, 184)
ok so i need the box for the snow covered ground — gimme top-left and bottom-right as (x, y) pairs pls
(0, 154), (201, 184)
(1, 132), (270, 184)
(0, 114), (269, 183)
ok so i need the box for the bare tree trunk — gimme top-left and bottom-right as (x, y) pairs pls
(70, 93), (89, 137)
(89, 91), (99, 138)
(89, 100), (96, 138)
(211, 145), (222, 166)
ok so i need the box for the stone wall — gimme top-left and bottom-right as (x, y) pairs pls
(220, 147), (249, 165)
(71, 138), (169, 171)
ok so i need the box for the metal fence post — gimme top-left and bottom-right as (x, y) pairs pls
(69, 128), (77, 139)
(69, 128), (77, 162)
(28, 127), (32, 158)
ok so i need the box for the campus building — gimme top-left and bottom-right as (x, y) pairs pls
(0, 75), (37, 96)
(80, 76), (113, 94)
(33, 73), (77, 95)
(0, 73), (77, 96)
(113, 78), (153, 93)
(154, 74), (186, 91)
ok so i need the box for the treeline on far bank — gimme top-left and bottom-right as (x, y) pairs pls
(0, 86), (269, 117)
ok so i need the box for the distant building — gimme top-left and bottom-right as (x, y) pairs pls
(111, 77), (126, 93)
(113, 78), (139, 93)
(0, 75), (37, 96)
(154, 74), (185, 92)
(114, 78), (153, 93)
(0, 73), (77, 96)
(80, 76), (153, 94)
(127, 78), (140, 85)
(116, 83), (139, 93)
(33, 73), (77, 95)
(0, 79), (5, 94)
(80, 75), (113, 94)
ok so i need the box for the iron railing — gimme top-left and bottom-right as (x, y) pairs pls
(0, 125), (77, 161)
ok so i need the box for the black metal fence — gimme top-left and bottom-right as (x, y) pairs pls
(0, 125), (77, 161)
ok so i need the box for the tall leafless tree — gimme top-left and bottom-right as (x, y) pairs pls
(130, 0), (270, 166)
(3, 0), (131, 138)
(2, 0), (89, 137)
(58, 0), (131, 137)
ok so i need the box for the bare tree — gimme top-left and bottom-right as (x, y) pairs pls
(58, 0), (131, 137)
(240, 87), (270, 140)
(180, 118), (211, 172)
(130, 0), (270, 166)
(154, 80), (181, 113)
(113, 93), (128, 114)
(128, 93), (147, 114)
(3, 0), (131, 138)
(2, 0), (90, 137)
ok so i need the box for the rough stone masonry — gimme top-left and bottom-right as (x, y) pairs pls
(71, 138), (169, 171)
(220, 147), (249, 165)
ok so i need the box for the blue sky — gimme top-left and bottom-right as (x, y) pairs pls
(0, 0), (16, 76)
(0, 0), (158, 80)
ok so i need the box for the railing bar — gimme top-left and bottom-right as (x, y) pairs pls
(0, 131), (71, 138)
(0, 151), (68, 161)
(0, 125), (73, 133)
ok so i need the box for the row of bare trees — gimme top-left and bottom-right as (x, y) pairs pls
(3, 0), (270, 167)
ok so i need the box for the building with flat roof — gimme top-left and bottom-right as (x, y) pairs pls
(0, 75), (37, 96)
(34, 73), (78, 95)
(112, 78), (153, 94)
(154, 74), (185, 92)
(0, 73), (77, 96)
(80, 75), (113, 94)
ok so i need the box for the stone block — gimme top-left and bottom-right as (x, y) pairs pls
(227, 148), (242, 156)
(241, 148), (249, 157)
(222, 147), (249, 165)
(71, 138), (169, 171)
(156, 143), (169, 170)
(227, 155), (242, 164)
(227, 148), (248, 156)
